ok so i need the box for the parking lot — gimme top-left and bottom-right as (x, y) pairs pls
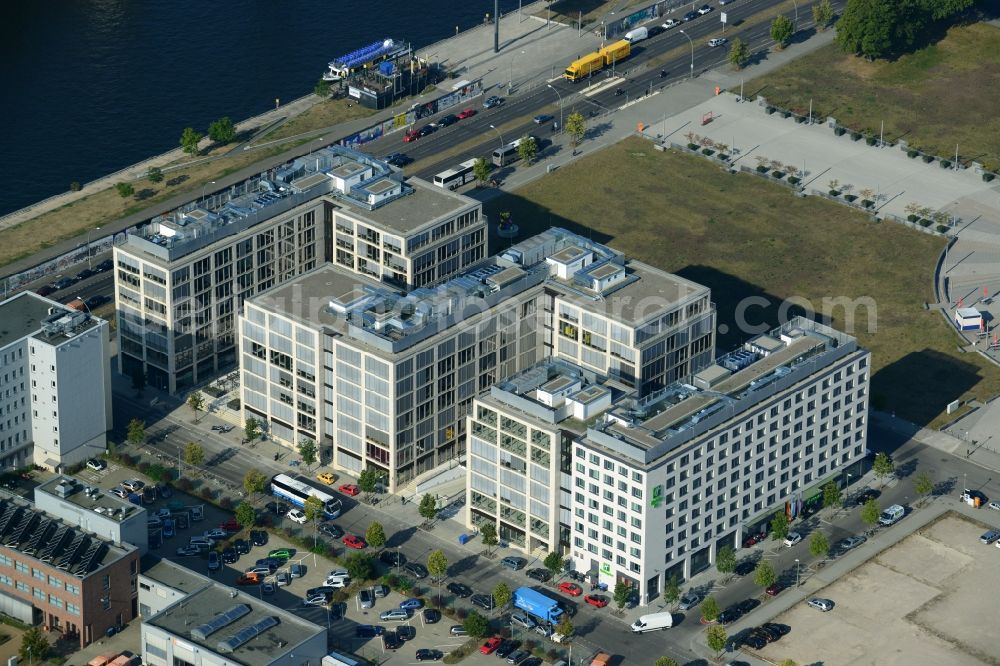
(755, 512), (1000, 665)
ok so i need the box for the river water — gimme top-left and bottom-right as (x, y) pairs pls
(0, 0), (521, 215)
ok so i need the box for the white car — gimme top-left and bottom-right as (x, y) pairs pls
(86, 459), (107, 472)
(154, 508), (171, 520)
(287, 509), (307, 524)
(708, 37), (728, 47)
(698, 4), (714, 14)
(989, 501), (1000, 511)
(783, 531), (803, 547)
(121, 479), (144, 492)
(661, 19), (680, 29)
(203, 528), (227, 539)
(109, 488), (128, 499)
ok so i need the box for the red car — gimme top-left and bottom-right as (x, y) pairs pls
(342, 534), (366, 549)
(765, 582), (784, 597)
(558, 582), (582, 597)
(220, 519), (240, 532)
(743, 532), (764, 548)
(403, 129), (420, 143)
(339, 484), (360, 496)
(480, 637), (502, 654)
(457, 108), (477, 119)
(584, 594), (609, 608)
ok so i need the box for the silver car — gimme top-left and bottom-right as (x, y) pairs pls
(808, 598), (834, 612)
(679, 591), (701, 611)
(359, 588), (374, 609)
(979, 530), (1000, 544)
(379, 609), (410, 621)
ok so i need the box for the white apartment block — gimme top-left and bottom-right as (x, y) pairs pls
(114, 145), (484, 394)
(240, 228), (715, 492)
(468, 318), (870, 606)
(0, 293), (111, 472)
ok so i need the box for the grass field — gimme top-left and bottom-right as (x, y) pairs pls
(265, 97), (375, 141)
(485, 137), (1000, 426)
(743, 22), (1000, 171)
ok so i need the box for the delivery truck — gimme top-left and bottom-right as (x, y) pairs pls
(563, 40), (632, 82)
(624, 26), (648, 42)
(513, 586), (564, 623)
(630, 611), (673, 633)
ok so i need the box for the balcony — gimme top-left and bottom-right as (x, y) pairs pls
(477, 408), (497, 426)
(530, 448), (550, 467)
(500, 506), (526, 527)
(471, 491), (497, 513)
(530, 518), (549, 539)
(500, 435), (526, 458)
(531, 430), (550, 450)
(471, 423), (497, 441)
(500, 416), (527, 440)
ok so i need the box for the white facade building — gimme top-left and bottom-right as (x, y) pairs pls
(0, 293), (111, 472)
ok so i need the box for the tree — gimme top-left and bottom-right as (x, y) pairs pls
(705, 625), (728, 658)
(663, 574), (681, 607)
(235, 501), (257, 528)
(243, 468), (267, 499)
(187, 391), (205, 421)
(861, 498), (881, 528)
(779, 660), (799, 666)
(208, 116), (237, 144)
(838, 0), (974, 60)
(543, 552), (564, 578)
(613, 581), (631, 610)
(184, 442), (204, 467)
(810, 530), (830, 559)
(298, 439), (318, 468)
(180, 127), (203, 155)
(418, 493), (438, 521)
(366, 521), (387, 550)
(314, 79), (331, 97)
(700, 595), (720, 622)
(555, 615), (574, 640)
(473, 157), (492, 186)
(70, 181), (82, 191)
(654, 658), (679, 666)
(517, 136), (538, 166)
(565, 111), (586, 148)
(427, 549), (448, 580)
(914, 470), (934, 497)
(480, 522), (499, 554)
(771, 15), (794, 49)
(716, 545), (736, 576)
(303, 496), (324, 524)
(463, 610), (489, 638)
(873, 452), (895, 484)
(812, 0), (834, 30)
(753, 559), (777, 589)
(344, 553), (375, 580)
(115, 182), (134, 198)
(357, 466), (381, 495)
(822, 480), (842, 508)
(244, 417), (261, 443)
(126, 418), (146, 447)
(19, 627), (49, 664)
(147, 166), (164, 183)
(770, 512), (790, 541)
(493, 582), (512, 610)
(728, 38), (750, 69)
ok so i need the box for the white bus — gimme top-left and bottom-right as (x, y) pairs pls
(492, 136), (536, 167)
(433, 159), (478, 190)
(270, 473), (342, 519)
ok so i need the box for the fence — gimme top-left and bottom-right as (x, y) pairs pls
(1, 231), (127, 296)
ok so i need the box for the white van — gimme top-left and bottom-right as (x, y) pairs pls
(624, 26), (648, 43)
(630, 611), (673, 633)
(879, 504), (905, 526)
(189, 537), (214, 549)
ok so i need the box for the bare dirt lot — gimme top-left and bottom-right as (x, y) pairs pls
(758, 512), (1000, 665)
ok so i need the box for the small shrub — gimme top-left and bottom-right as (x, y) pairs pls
(940, 160), (951, 169)
(687, 143), (699, 150)
(919, 218), (933, 227)
(866, 136), (877, 146)
(772, 172), (786, 179)
(176, 477), (194, 492)
(219, 497), (234, 510)
(844, 194), (857, 202)
(907, 214), (919, 222)
(200, 487), (214, 500)
(765, 106), (775, 115)
(756, 165), (769, 173)
(781, 110), (791, 118)
(862, 199), (874, 208)
(907, 150), (918, 158)
(137, 462), (151, 474)
(702, 148), (715, 156)
(788, 176), (800, 185)
(834, 127), (845, 136)
(829, 189), (841, 196)
(850, 132), (862, 141)
(984, 173), (996, 182)
(922, 155), (934, 163)
(455, 607), (468, 620)
(937, 224), (949, 234)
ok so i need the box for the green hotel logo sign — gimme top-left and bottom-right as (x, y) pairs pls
(600, 562), (612, 575)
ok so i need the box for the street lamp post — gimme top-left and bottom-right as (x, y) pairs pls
(791, 0), (799, 30)
(795, 558), (800, 586)
(679, 30), (695, 79)
(201, 180), (217, 206)
(546, 84), (563, 133)
(87, 226), (102, 269)
(508, 50), (525, 95)
(489, 124), (505, 150)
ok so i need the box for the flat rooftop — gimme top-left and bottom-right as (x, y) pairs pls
(0, 293), (100, 349)
(250, 263), (384, 331)
(345, 176), (474, 235)
(146, 583), (323, 666)
(140, 555), (211, 595)
(36, 476), (144, 524)
(0, 491), (135, 577)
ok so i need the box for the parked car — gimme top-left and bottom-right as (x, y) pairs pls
(400, 598), (424, 611)
(980, 530), (1000, 544)
(356, 624), (384, 638)
(86, 458), (106, 472)
(449, 625), (467, 636)
(762, 622), (790, 637)
(234, 538), (251, 555)
(742, 632), (767, 649)
(404, 562), (428, 578)
(415, 648), (443, 661)
(110, 488), (128, 499)
(734, 559), (756, 576)
(203, 528), (227, 539)
(495, 640), (518, 658)
(316, 472), (336, 485)
(380, 550), (405, 567)
(783, 532), (803, 547)
(718, 607), (741, 624)
(506, 649), (530, 664)
(558, 582), (582, 597)
(989, 500), (1000, 511)
(808, 598), (834, 612)
(447, 581), (472, 597)
(207, 551), (221, 571)
(437, 114), (459, 127)
(121, 479), (144, 492)
(532, 114), (554, 125)
(220, 519), (240, 532)
(289, 563), (305, 578)
(457, 108), (477, 119)
(250, 530), (268, 546)
(765, 582), (785, 597)
(319, 523), (344, 539)
(339, 483), (360, 496)
(287, 509), (307, 524)
(526, 568), (551, 582)
(500, 556), (526, 571)
(396, 625), (416, 641)
(268, 549), (292, 561)
(236, 572), (261, 585)
(661, 18), (680, 29)
(854, 488), (881, 505)
(359, 588), (374, 609)
(221, 548), (238, 564)
(737, 598), (760, 614)
(304, 593), (331, 606)
(471, 594), (495, 611)
(483, 96), (504, 109)
(175, 546), (200, 557)
(698, 4), (714, 13)
(678, 591), (701, 610)
(264, 502), (289, 516)
(837, 535), (867, 552)
(683, 10), (699, 20)
(275, 571), (291, 587)
(481, 637), (503, 654)
(342, 534), (367, 549)
(584, 594), (608, 608)
(742, 532), (765, 548)
(423, 608), (441, 623)
(380, 609), (411, 621)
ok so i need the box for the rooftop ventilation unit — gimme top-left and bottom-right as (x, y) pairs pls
(216, 616), (279, 653)
(191, 604), (251, 641)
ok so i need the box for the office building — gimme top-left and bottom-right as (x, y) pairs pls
(137, 555), (210, 618)
(141, 578), (326, 666)
(0, 293), (111, 472)
(114, 145), (484, 393)
(0, 490), (139, 646)
(35, 476), (148, 555)
(468, 319), (870, 605)
(240, 228), (714, 491)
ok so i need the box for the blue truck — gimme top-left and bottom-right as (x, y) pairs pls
(513, 587), (563, 623)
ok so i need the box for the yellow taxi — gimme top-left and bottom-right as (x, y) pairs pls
(316, 472), (336, 485)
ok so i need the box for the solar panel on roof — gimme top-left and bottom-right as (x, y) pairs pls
(39, 524), (72, 563)
(57, 532), (87, 570)
(191, 604), (251, 641)
(216, 616), (279, 653)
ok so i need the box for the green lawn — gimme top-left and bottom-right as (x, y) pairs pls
(742, 22), (1000, 171)
(486, 137), (1000, 427)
